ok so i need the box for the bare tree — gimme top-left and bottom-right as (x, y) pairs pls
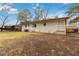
(34, 4), (44, 21)
(0, 14), (10, 31)
(34, 4), (51, 21)
(43, 5), (51, 20)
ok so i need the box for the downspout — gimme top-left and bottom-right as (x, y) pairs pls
(65, 19), (67, 35)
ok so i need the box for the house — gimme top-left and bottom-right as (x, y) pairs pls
(21, 17), (69, 34)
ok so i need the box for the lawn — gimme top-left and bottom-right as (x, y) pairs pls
(0, 32), (79, 56)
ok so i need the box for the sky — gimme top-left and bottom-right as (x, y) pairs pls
(0, 3), (76, 25)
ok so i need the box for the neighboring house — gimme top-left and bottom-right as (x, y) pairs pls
(21, 17), (69, 34)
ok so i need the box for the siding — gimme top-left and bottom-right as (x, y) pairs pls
(28, 19), (66, 34)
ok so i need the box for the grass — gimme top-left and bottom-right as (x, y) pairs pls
(0, 32), (43, 40)
(0, 32), (79, 56)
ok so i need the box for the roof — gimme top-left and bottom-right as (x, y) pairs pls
(30, 17), (69, 24)
(19, 21), (30, 25)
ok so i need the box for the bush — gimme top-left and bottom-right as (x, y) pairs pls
(24, 29), (29, 32)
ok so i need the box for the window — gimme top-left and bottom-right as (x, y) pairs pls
(43, 23), (46, 26)
(33, 24), (37, 27)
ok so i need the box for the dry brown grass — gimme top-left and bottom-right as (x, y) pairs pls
(0, 32), (79, 56)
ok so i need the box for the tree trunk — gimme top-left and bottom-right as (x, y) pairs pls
(1, 24), (4, 32)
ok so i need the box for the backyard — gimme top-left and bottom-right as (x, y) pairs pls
(0, 32), (79, 56)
